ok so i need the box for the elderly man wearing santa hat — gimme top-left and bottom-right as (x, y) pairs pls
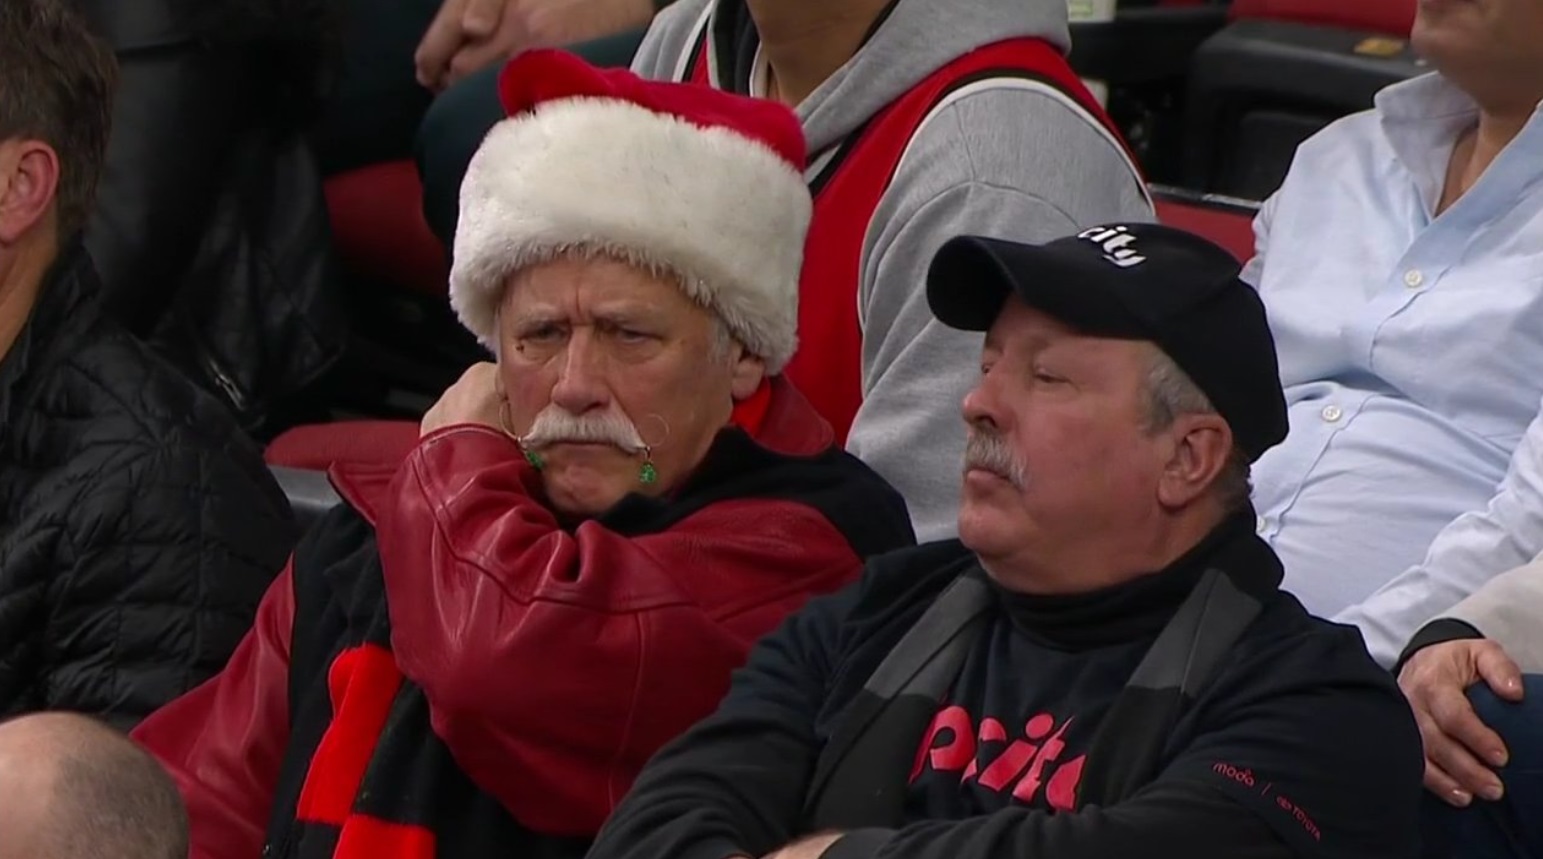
(130, 50), (914, 859)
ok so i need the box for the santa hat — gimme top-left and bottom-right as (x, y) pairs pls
(450, 50), (811, 373)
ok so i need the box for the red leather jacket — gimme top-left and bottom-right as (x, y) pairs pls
(132, 379), (914, 859)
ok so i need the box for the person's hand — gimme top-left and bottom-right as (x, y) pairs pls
(762, 833), (844, 859)
(415, 0), (478, 91)
(1398, 638), (1524, 806)
(434, 0), (658, 90)
(422, 362), (505, 436)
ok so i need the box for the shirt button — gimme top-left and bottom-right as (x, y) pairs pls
(1256, 515), (1269, 534)
(1321, 405), (1344, 423)
(1404, 269), (1425, 289)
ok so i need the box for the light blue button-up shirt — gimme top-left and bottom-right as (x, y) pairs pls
(1244, 73), (1543, 667)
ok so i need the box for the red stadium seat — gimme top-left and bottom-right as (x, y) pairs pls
(1228, 0), (1414, 37)
(324, 159), (448, 299)
(265, 419), (421, 472)
(1152, 185), (1259, 263)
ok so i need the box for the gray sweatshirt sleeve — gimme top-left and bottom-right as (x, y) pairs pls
(850, 88), (1154, 542)
(628, 0), (705, 78)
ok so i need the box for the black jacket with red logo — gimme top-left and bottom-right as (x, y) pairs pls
(588, 516), (1425, 859)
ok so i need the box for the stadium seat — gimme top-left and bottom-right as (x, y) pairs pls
(268, 465), (342, 531)
(1183, 0), (1423, 198)
(1152, 185), (1259, 263)
(325, 160), (447, 299)
(265, 419), (421, 472)
(1226, 0), (1413, 34)
(1067, 1), (1232, 182)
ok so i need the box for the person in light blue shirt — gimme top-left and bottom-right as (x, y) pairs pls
(1242, 0), (1543, 676)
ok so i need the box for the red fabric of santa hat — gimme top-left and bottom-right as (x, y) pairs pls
(450, 49), (811, 373)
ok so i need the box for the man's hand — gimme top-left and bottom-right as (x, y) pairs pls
(763, 833), (845, 859)
(422, 362), (505, 436)
(415, 0), (477, 91)
(1398, 638), (1524, 806)
(423, 0), (658, 91)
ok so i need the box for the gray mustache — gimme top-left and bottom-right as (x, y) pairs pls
(964, 431), (1027, 489)
(520, 407), (647, 453)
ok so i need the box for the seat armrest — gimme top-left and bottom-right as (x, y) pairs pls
(269, 465), (343, 531)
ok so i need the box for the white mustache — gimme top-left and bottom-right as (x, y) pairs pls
(519, 406), (647, 454)
(964, 431), (1027, 489)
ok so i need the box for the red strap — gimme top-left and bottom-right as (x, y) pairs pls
(686, 25), (712, 85)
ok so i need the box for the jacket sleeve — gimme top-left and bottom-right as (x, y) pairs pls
(376, 426), (867, 836)
(47, 439), (294, 725)
(849, 87), (1153, 543)
(131, 564), (297, 859)
(588, 575), (859, 859)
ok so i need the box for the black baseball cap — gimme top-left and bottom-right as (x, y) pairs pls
(926, 223), (1288, 462)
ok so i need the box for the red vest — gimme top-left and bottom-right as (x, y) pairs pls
(685, 31), (1139, 441)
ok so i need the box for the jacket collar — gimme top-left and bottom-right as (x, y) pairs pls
(0, 241), (100, 442)
(747, 374), (834, 456)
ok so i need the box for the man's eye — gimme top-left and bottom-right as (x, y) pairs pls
(1033, 370), (1066, 384)
(616, 328), (652, 343)
(524, 325), (562, 342)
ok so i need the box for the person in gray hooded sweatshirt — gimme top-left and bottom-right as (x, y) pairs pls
(421, 0), (1153, 542)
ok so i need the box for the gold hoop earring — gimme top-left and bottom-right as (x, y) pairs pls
(501, 401), (544, 471)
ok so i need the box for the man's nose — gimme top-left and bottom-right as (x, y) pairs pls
(961, 371), (1005, 433)
(549, 330), (611, 415)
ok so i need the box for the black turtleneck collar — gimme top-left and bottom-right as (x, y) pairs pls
(992, 511), (1282, 650)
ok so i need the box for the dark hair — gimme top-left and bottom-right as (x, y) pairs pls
(0, 0), (118, 238)
(41, 717), (189, 859)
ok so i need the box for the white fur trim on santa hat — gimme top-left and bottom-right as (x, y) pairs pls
(450, 97), (811, 373)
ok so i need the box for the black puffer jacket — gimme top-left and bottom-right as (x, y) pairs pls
(0, 244), (297, 729)
(81, 0), (346, 440)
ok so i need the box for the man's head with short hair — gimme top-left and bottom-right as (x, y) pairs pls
(0, 713), (188, 859)
(0, 0), (118, 246)
(928, 223), (1285, 595)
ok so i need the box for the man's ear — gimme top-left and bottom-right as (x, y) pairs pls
(729, 343), (767, 400)
(0, 140), (60, 245)
(1155, 413), (1234, 510)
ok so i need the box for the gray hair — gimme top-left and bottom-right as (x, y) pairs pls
(1143, 351), (1252, 513)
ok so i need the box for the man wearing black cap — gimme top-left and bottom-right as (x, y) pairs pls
(586, 225), (1425, 859)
